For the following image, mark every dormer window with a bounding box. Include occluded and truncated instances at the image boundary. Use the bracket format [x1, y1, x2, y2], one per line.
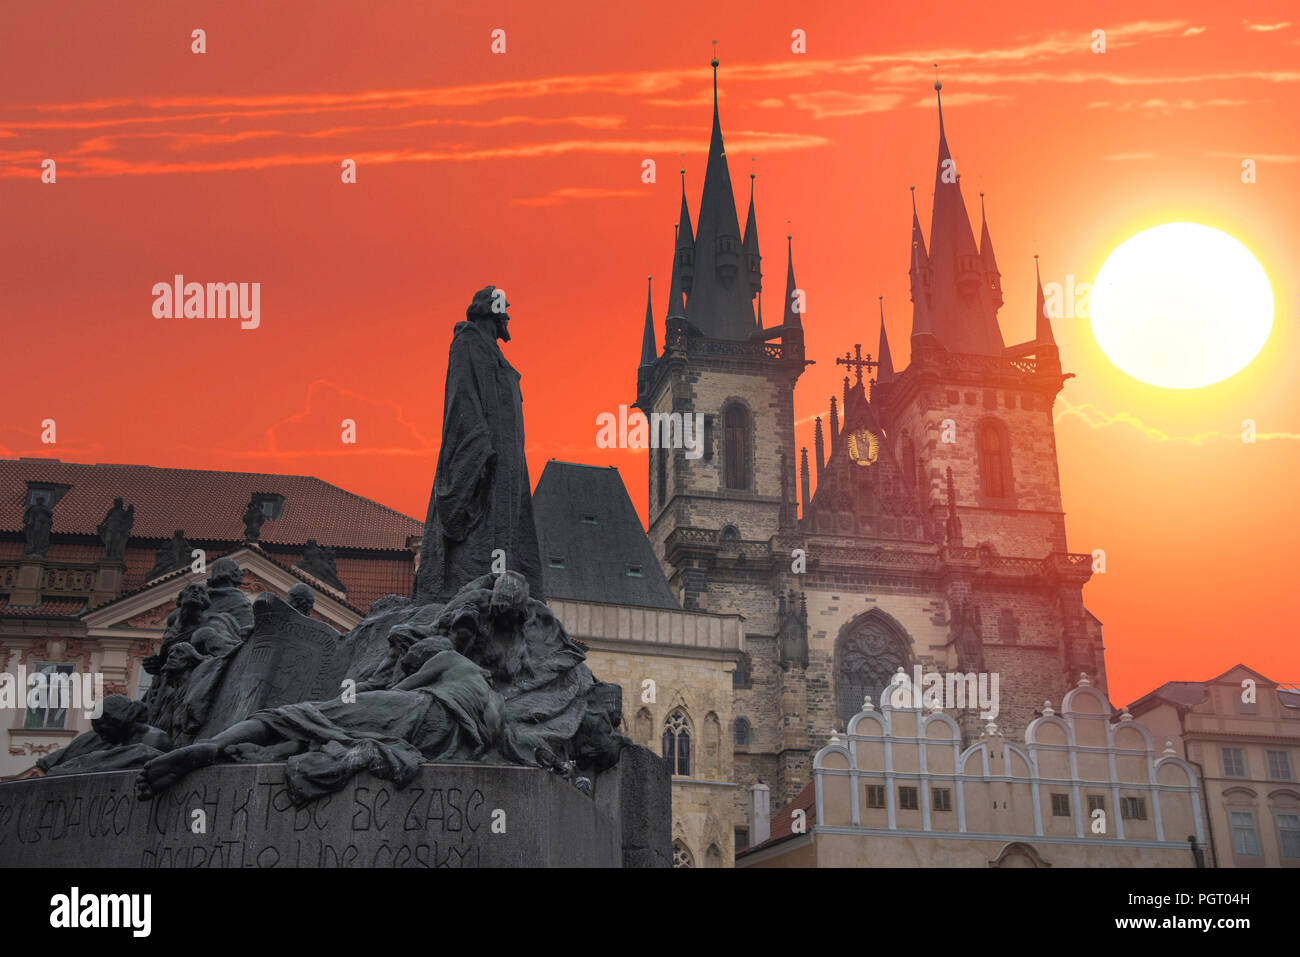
[24, 483, 71, 509]
[252, 492, 286, 521]
[625, 563, 644, 577]
[582, 514, 598, 525]
[548, 555, 565, 569]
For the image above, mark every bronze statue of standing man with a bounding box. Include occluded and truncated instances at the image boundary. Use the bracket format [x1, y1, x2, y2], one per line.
[413, 286, 543, 604]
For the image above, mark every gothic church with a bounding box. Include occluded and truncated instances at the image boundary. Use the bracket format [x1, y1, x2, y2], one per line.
[633, 61, 1105, 833]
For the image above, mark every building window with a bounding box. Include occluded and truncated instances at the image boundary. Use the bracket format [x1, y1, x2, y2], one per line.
[625, 563, 643, 577]
[732, 653, 750, 689]
[836, 613, 910, 729]
[1230, 810, 1261, 856]
[252, 492, 286, 521]
[672, 841, 694, 868]
[977, 420, 1011, 499]
[734, 828, 749, 853]
[866, 785, 886, 809]
[1120, 796, 1147, 821]
[1278, 813, 1300, 859]
[547, 555, 564, 569]
[1051, 793, 1071, 817]
[581, 514, 598, 525]
[898, 786, 919, 810]
[733, 716, 750, 747]
[1222, 747, 1247, 778]
[23, 662, 75, 730]
[703, 416, 714, 461]
[1266, 750, 1293, 781]
[998, 609, 1019, 645]
[24, 483, 71, 509]
[662, 709, 691, 776]
[136, 667, 155, 700]
[1087, 795, 1105, 815]
[720, 524, 740, 544]
[933, 788, 952, 812]
[656, 447, 668, 507]
[723, 404, 751, 490]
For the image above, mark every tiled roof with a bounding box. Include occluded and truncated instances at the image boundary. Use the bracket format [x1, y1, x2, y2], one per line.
[1129, 680, 1209, 713]
[740, 780, 817, 855]
[533, 461, 679, 610]
[0, 597, 86, 618]
[2, 458, 421, 550]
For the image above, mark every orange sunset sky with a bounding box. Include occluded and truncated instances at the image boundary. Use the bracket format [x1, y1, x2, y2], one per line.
[1, 2, 1297, 705]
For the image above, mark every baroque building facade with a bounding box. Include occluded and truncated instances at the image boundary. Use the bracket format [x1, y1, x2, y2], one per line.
[634, 63, 1105, 852]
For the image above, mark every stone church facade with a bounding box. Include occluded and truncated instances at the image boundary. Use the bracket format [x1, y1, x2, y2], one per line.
[635, 63, 1104, 849]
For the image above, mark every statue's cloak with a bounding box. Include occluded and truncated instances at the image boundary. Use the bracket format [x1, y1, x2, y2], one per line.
[413, 319, 543, 603]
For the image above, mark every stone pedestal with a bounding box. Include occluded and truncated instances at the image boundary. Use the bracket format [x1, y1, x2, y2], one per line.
[0, 762, 621, 868]
[594, 744, 672, 868]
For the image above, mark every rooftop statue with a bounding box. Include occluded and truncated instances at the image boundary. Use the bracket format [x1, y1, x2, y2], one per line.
[97, 497, 134, 561]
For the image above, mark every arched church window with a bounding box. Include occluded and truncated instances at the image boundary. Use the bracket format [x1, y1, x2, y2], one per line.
[901, 433, 916, 489]
[662, 708, 691, 776]
[720, 524, 739, 543]
[734, 716, 751, 747]
[673, 841, 694, 868]
[978, 420, 1012, 499]
[724, 404, 750, 490]
[836, 615, 910, 729]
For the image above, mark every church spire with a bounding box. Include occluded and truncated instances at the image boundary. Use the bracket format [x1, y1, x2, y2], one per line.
[782, 232, 801, 328]
[667, 169, 693, 320]
[876, 296, 894, 384]
[920, 73, 1005, 355]
[1035, 255, 1055, 345]
[683, 52, 755, 340]
[640, 276, 657, 367]
[979, 192, 1003, 312]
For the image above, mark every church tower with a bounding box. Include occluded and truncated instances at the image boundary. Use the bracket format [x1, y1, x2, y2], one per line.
[635, 57, 807, 616]
[634, 69, 1104, 830]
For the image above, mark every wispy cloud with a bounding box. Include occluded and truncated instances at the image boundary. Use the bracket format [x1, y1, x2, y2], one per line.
[5, 18, 1285, 180]
[1055, 400, 1300, 444]
[1101, 152, 1159, 161]
[1206, 150, 1300, 163]
[513, 186, 648, 207]
[787, 91, 905, 119]
[1244, 20, 1292, 32]
[1091, 97, 1253, 112]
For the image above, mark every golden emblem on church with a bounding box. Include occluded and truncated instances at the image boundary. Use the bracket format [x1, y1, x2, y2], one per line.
[846, 428, 880, 467]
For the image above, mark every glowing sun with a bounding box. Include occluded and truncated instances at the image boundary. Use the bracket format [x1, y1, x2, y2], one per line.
[1089, 222, 1273, 389]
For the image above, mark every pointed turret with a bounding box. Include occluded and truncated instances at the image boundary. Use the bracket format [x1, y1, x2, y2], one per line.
[743, 172, 762, 311]
[781, 234, 801, 328]
[979, 193, 1003, 312]
[799, 447, 810, 516]
[667, 171, 693, 320]
[919, 79, 1005, 355]
[875, 297, 894, 385]
[1035, 256, 1055, 345]
[640, 276, 657, 367]
[908, 186, 934, 340]
[814, 416, 825, 484]
[684, 56, 756, 340]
